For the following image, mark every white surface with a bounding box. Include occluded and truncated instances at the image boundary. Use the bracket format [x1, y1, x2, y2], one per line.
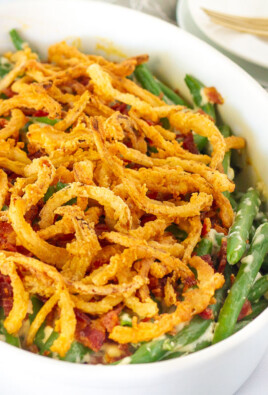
[188, 0, 268, 68]
[0, 0, 268, 394]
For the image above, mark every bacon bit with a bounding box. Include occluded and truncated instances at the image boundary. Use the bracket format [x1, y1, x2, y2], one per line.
[147, 191, 158, 200]
[182, 131, 199, 154]
[100, 305, 122, 333]
[201, 218, 211, 236]
[140, 214, 157, 227]
[200, 254, 214, 269]
[204, 87, 224, 105]
[78, 76, 90, 86]
[125, 162, 143, 170]
[218, 238, 227, 273]
[75, 310, 106, 352]
[238, 299, 252, 321]
[149, 277, 164, 298]
[230, 274, 235, 285]
[50, 233, 74, 248]
[145, 137, 153, 145]
[16, 246, 33, 257]
[141, 317, 151, 323]
[95, 223, 111, 247]
[2, 296, 13, 316]
[20, 107, 38, 116]
[94, 223, 110, 236]
[27, 344, 39, 354]
[25, 205, 39, 224]
[110, 102, 129, 115]
[79, 323, 106, 352]
[0, 119, 8, 128]
[184, 275, 197, 288]
[124, 141, 132, 148]
[0, 273, 13, 316]
[91, 259, 107, 272]
[199, 307, 214, 320]
[2, 87, 16, 98]
[0, 222, 17, 251]
[28, 150, 45, 161]
[144, 119, 157, 126]
[33, 110, 49, 117]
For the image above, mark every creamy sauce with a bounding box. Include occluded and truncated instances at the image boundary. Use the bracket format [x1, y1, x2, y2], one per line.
[254, 234, 264, 245]
[200, 87, 209, 107]
[117, 356, 131, 365]
[0, 334, 6, 342]
[227, 166, 234, 181]
[174, 323, 215, 353]
[43, 326, 53, 343]
[242, 254, 254, 265]
[206, 229, 223, 255]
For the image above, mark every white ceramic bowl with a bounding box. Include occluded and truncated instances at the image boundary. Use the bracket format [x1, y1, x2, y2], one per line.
[0, 1, 268, 394]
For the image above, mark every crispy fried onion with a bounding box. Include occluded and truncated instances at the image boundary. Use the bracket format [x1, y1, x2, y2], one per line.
[0, 41, 240, 358]
[8, 158, 70, 267]
[0, 251, 75, 356]
[39, 182, 132, 231]
[109, 256, 224, 343]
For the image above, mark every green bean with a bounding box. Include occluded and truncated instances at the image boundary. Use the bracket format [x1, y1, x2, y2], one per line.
[0, 66, 9, 78]
[40, 330, 59, 355]
[9, 29, 25, 51]
[134, 63, 187, 105]
[31, 116, 59, 126]
[184, 74, 216, 121]
[44, 182, 68, 202]
[195, 238, 212, 256]
[0, 307, 21, 348]
[248, 274, 268, 302]
[134, 66, 210, 153]
[213, 222, 268, 343]
[193, 134, 208, 152]
[219, 125, 231, 174]
[262, 255, 268, 273]
[122, 316, 212, 364]
[227, 188, 261, 265]
[119, 312, 132, 327]
[60, 341, 92, 362]
[0, 93, 8, 100]
[156, 80, 187, 106]
[28, 296, 47, 350]
[217, 125, 238, 210]
[134, 64, 163, 97]
[40, 330, 92, 362]
[162, 339, 211, 361]
[0, 58, 12, 78]
[165, 223, 187, 242]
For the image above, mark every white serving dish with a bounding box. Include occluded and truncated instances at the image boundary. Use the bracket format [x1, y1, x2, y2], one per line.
[0, 1, 267, 394]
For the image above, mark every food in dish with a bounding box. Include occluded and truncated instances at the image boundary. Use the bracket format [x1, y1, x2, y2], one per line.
[0, 29, 267, 364]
